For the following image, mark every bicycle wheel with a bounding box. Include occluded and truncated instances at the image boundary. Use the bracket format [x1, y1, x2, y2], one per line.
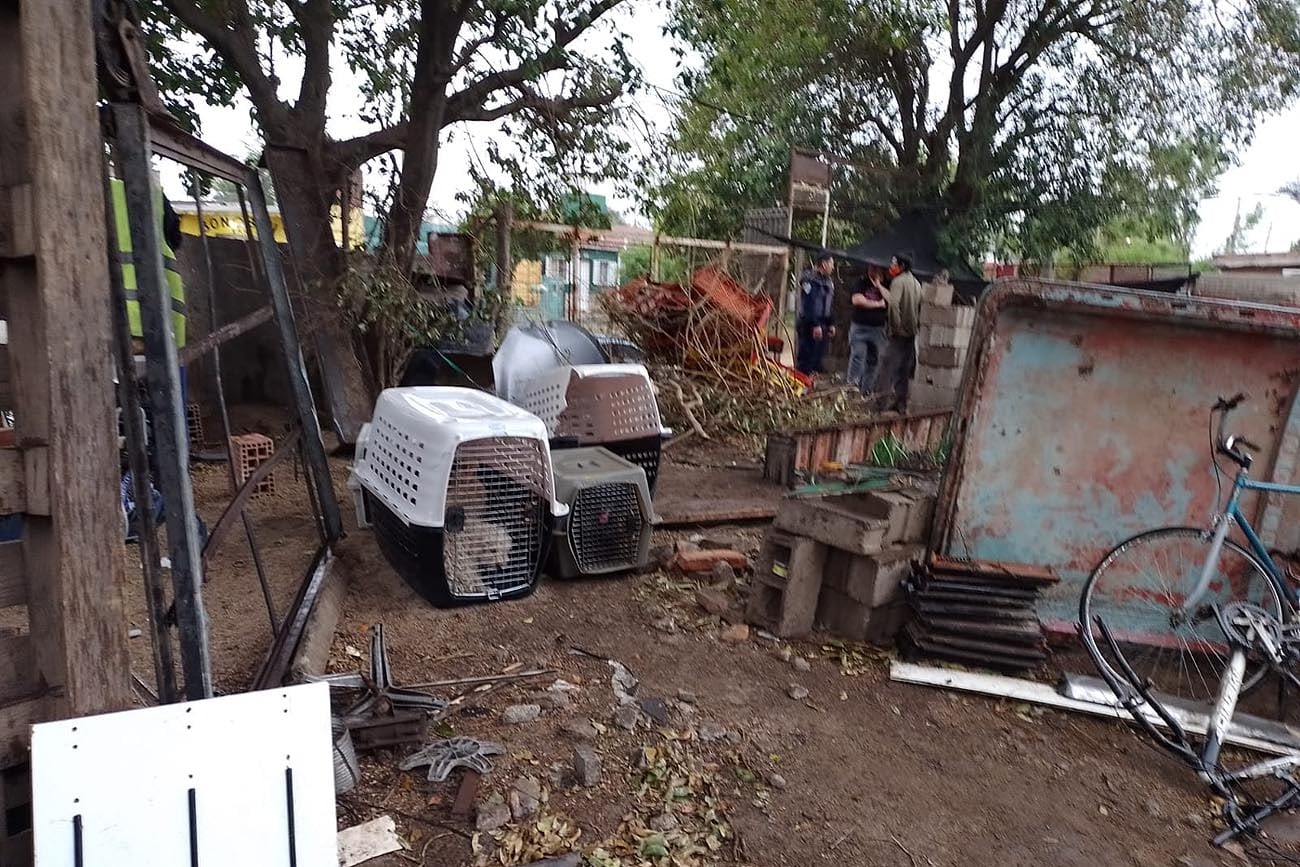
[1080, 526, 1283, 709]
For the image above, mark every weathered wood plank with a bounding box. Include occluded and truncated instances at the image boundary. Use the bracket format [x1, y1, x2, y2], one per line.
[0, 695, 42, 768]
[0, 182, 33, 259]
[0, 345, 11, 408]
[0, 634, 34, 703]
[0, 541, 26, 608]
[0, 0, 131, 725]
[0, 829, 31, 867]
[0, 449, 22, 514]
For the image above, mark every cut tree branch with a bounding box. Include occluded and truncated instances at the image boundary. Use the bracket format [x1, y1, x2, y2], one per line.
[161, 0, 291, 133]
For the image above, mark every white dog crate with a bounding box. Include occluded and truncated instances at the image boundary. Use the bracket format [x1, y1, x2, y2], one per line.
[352, 387, 566, 606]
[548, 447, 655, 579]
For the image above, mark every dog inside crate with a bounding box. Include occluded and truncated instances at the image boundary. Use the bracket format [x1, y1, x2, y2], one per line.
[441, 439, 548, 598]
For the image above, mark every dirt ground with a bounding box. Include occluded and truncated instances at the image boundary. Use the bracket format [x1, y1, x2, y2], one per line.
[127, 423, 1285, 865]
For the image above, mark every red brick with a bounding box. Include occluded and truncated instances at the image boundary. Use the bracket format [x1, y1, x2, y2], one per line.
[671, 548, 749, 574]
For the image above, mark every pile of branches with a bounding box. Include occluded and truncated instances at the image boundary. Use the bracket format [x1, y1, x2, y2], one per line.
[654, 366, 872, 445]
[599, 266, 800, 399]
[602, 265, 870, 442]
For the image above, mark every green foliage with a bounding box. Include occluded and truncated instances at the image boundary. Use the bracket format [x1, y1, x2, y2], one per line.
[1220, 203, 1266, 255]
[647, 0, 1300, 262]
[869, 434, 910, 469]
[619, 245, 688, 284]
[138, 0, 637, 258]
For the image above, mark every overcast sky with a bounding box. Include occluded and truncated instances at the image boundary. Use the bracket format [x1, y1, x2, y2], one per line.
[183, 1, 1300, 260]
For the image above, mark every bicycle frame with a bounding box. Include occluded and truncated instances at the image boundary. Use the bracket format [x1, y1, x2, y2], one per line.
[1184, 469, 1300, 617]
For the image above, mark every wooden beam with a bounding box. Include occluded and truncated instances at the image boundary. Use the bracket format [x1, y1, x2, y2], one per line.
[0, 182, 33, 259]
[0, 695, 42, 768]
[514, 220, 788, 257]
[0, 0, 132, 727]
[0, 449, 22, 513]
[0, 541, 26, 608]
[0, 634, 34, 703]
[178, 304, 272, 365]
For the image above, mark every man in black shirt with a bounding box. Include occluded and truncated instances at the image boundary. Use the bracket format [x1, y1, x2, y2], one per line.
[847, 265, 889, 396]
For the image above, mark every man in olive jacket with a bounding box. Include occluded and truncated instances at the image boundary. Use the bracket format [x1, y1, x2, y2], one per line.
[874, 252, 922, 410]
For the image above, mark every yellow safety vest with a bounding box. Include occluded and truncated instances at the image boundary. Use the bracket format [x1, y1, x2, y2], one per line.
[110, 178, 186, 348]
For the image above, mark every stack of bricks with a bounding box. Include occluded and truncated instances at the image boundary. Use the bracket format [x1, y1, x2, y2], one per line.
[186, 403, 205, 449]
[229, 433, 276, 496]
[911, 278, 975, 411]
[746, 487, 935, 645]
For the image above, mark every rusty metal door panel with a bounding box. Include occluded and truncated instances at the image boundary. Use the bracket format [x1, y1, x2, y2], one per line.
[932, 280, 1300, 628]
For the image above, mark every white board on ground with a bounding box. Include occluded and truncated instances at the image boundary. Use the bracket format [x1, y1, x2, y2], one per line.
[338, 815, 404, 866]
[889, 660, 1300, 757]
[32, 682, 336, 866]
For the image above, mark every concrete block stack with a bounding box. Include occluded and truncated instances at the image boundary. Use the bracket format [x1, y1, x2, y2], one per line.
[911, 299, 975, 412]
[748, 487, 935, 645]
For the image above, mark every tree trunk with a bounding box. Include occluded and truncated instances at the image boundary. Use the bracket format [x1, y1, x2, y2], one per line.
[263, 144, 345, 294]
[385, 91, 449, 270]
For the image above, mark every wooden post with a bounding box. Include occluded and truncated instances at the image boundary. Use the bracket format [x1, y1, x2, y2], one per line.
[0, 0, 132, 767]
[494, 201, 513, 297]
[650, 234, 661, 282]
[569, 233, 582, 319]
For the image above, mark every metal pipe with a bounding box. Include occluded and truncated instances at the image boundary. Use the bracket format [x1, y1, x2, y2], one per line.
[111, 102, 213, 701]
[192, 182, 280, 635]
[101, 149, 179, 704]
[244, 171, 343, 542]
[253, 545, 333, 690]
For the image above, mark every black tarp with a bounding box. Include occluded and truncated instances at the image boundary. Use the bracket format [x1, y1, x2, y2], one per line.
[747, 209, 989, 300]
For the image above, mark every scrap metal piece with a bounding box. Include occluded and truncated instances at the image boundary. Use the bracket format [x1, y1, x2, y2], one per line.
[345, 712, 425, 751]
[400, 737, 505, 782]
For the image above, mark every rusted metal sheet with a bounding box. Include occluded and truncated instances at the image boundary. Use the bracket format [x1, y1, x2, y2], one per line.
[764, 410, 951, 486]
[932, 279, 1300, 631]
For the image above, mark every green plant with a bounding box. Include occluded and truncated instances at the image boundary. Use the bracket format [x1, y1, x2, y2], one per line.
[869, 434, 909, 469]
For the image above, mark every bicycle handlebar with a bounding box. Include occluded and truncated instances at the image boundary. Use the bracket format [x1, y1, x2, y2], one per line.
[1214, 394, 1255, 469]
[1214, 393, 1247, 413]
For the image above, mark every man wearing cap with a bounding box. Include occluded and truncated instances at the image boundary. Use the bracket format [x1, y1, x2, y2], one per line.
[874, 252, 922, 410]
[795, 251, 837, 377]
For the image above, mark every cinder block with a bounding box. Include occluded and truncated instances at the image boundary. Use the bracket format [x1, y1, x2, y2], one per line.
[774, 495, 888, 555]
[921, 303, 964, 327]
[909, 382, 957, 411]
[864, 600, 911, 646]
[823, 545, 920, 606]
[816, 590, 911, 645]
[748, 530, 826, 638]
[922, 325, 960, 347]
[902, 493, 935, 543]
[916, 364, 963, 391]
[923, 280, 954, 306]
[856, 490, 913, 544]
[919, 344, 965, 368]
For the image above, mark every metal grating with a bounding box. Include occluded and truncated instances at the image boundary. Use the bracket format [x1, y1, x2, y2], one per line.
[367, 414, 428, 509]
[605, 436, 662, 492]
[443, 437, 548, 599]
[517, 371, 570, 433]
[569, 482, 644, 573]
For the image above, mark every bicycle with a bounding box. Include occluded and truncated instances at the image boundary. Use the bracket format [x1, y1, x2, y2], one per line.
[1080, 394, 1300, 845]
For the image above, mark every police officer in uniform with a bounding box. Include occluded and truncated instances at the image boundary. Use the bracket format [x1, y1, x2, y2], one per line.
[795, 251, 837, 377]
